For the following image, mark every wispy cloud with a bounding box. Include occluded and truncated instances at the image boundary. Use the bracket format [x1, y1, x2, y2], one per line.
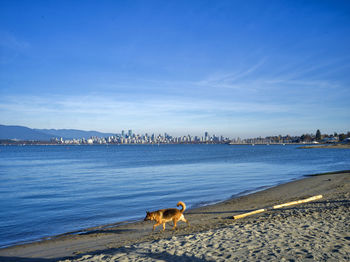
[190, 55, 350, 103]
[195, 59, 266, 89]
[0, 93, 304, 136]
[0, 87, 348, 136]
[0, 94, 291, 117]
[0, 32, 29, 49]
[0, 31, 29, 64]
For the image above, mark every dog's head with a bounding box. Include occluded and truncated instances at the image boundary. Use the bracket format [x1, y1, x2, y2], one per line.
[144, 211, 155, 221]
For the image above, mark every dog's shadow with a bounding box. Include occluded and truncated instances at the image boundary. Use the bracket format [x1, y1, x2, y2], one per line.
[188, 209, 255, 216]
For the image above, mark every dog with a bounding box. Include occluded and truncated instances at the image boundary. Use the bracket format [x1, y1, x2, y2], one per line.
[144, 201, 189, 231]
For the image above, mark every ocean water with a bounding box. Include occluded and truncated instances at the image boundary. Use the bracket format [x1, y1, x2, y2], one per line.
[0, 144, 349, 248]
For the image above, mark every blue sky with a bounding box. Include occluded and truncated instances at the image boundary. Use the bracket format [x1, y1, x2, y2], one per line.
[1, 0, 350, 138]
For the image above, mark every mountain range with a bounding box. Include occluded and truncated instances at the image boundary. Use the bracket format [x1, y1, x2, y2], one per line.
[0, 124, 116, 141]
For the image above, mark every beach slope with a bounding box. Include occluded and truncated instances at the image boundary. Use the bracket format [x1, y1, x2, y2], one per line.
[0, 171, 349, 261]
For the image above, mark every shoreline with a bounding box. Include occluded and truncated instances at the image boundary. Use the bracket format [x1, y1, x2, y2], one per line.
[0, 184, 273, 250]
[0, 174, 303, 249]
[0, 170, 349, 261]
[0, 172, 299, 250]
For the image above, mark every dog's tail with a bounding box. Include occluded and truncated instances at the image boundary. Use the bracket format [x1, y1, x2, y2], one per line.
[177, 201, 186, 213]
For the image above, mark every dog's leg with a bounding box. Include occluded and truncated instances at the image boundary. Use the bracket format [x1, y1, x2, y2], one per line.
[162, 223, 166, 231]
[153, 222, 161, 231]
[172, 219, 178, 230]
[180, 215, 190, 227]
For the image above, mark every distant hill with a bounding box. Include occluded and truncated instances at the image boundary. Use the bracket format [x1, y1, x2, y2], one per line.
[0, 125, 117, 141]
[35, 129, 116, 139]
[0, 125, 55, 141]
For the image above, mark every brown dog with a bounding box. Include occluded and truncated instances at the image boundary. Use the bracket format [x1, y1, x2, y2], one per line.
[144, 201, 189, 231]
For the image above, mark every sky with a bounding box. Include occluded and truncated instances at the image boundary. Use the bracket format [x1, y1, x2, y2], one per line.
[1, 0, 350, 138]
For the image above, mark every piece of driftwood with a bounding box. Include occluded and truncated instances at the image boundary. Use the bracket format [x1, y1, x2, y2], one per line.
[272, 195, 323, 209]
[233, 209, 266, 220]
[232, 194, 323, 220]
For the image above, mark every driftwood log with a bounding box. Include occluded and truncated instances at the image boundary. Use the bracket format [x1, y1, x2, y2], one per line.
[272, 195, 323, 209]
[233, 209, 266, 220]
[232, 195, 323, 220]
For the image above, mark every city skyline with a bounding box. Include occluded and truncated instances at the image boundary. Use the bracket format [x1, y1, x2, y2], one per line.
[2, 123, 348, 144]
[1, 1, 350, 137]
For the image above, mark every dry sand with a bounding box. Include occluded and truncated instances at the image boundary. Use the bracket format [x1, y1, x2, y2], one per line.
[0, 172, 349, 261]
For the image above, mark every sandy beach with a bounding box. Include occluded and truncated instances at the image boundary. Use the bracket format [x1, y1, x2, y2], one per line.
[0, 171, 349, 261]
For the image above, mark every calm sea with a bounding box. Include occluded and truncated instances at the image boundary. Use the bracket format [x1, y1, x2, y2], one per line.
[0, 144, 349, 248]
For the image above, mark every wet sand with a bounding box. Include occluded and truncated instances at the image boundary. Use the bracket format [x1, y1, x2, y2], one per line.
[0, 171, 349, 261]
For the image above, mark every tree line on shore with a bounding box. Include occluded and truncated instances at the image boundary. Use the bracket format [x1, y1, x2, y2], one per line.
[302, 129, 350, 142]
